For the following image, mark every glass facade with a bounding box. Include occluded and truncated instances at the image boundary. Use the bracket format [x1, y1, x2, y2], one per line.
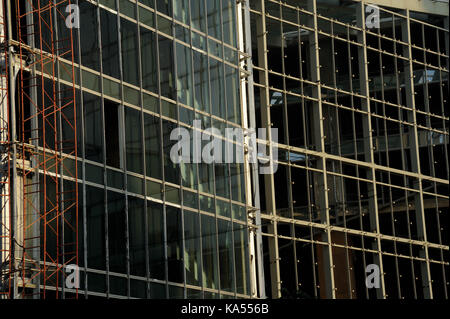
[3, 0, 448, 300]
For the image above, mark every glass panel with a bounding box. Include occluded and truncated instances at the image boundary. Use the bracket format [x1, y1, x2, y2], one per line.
[193, 50, 210, 113]
[129, 196, 146, 276]
[121, 18, 139, 86]
[141, 29, 158, 93]
[176, 43, 193, 107]
[184, 211, 201, 286]
[207, 0, 221, 41]
[139, 6, 154, 27]
[147, 180, 162, 200]
[162, 119, 180, 184]
[128, 174, 144, 195]
[159, 36, 176, 99]
[130, 279, 147, 298]
[166, 206, 183, 283]
[226, 65, 240, 124]
[156, 0, 172, 16]
[108, 191, 127, 274]
[109, 276, 127, 296]
[120, 0, 136, 19]
[86, 185, 106, 270]
[173, 0, 189, 24]
[222, 0, 236, 46]
[210, 58, 225, 118]
[148, 201, 165, 280]
[104, 100, 122, 168]
[234, 223, 249, 295]
[125, 107, 143, 174]
[201, 214, 218, 289]
[80, 2, 100, 71]
[218, 219, 234, 292]
[83, 92, 103, 163]
[190, 0, 205, 32]
[144, 113, 162, 179]
[138, 0, 153, 9]
[100, 9, 120, 79]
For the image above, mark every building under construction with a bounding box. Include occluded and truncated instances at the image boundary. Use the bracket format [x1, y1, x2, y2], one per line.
[0, 0, 448, 299]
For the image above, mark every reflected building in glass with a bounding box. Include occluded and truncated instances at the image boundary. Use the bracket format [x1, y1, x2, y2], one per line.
[1, 0, 448, 299]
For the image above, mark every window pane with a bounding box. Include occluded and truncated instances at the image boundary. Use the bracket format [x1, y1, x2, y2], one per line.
[125, 107, 143, 174]
[207, 0, 221, 41]
[144, 113, 162, 179]
[176, 43, 193, 107]
[141, 28, 158, 93]
[222, 0, 237, 46]
[173, 0, 189, 24]
[162, 119, 180, 184]
[80, 2, 100, 71]
[156, 0, 172, 16]
[210, 58, 225, 118]
[108, 191, 127, 274]
[234, 223, 249, 295]
[226, 65, 240, 124]
[121, 18, 139, 86]
[190, 0, 205, 32]
[129, 196, 146, 276]
[193, 51, 210, 112]
[86, 185, 105, 270]
[218, 219, 234, 292]
[83, 92, 103, 163]
[159, 36, 176, 99]
[166, 206, 183, 283]
[148, 201, 165, 280]
[101, 9, 120, 79]
[184, 211, 201, 286]
[104, 100, 122, 168]
[202, 214, 218, 289]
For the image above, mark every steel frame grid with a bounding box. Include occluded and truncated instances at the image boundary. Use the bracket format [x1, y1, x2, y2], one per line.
[248, 0, 449, 299]
[14, 0, 79, 299]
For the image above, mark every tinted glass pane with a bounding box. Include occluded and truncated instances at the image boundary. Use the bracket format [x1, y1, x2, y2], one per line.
[86, 185, 105, 270]
[176, 43, 193, 107]
[226, 65, 240, 124]
[141, 28, 158, 93]
[148, 201, 165, 280]
[173, 0, 189, 24]
[207, 0, 221, 41]
[144, 113, 162, 179]
[121, 18, 139, 86]
[156, 0, 172, 15]
[104, 100, 121, 168]
[190, 0, 205, 32]
[162, 119, 179, 184]
[108, 191, 127, 273]
[129, 197, 146, 276]
[184, 211, 201, 286]
[193, 51, 210, 112]
[83, 92, 103, 163]
[222, 0, 237, 46]
[79, 2, 100, 71]
[210, 58, 225, 118]
[234, 223, 250, 295]
[159, 36, 175, 99]
[166, 207, 183, 283]
[202, 214, 218, 289]
[125, 107, 143, 174]
[101, 9, 120, 79]
[218, 219, 234, 292]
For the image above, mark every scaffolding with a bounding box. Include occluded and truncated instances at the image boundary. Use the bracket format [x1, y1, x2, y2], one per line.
[0, 0, 79, 299]
[0, 0, 11, 299]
